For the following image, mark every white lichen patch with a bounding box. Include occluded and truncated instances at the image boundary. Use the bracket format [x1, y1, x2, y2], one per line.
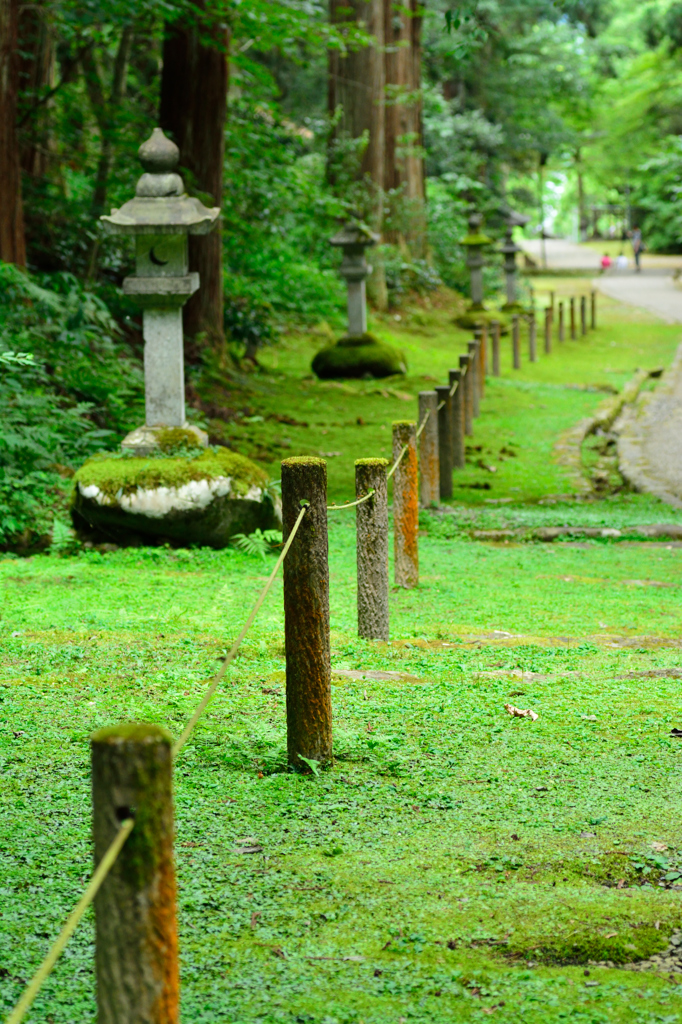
[79, 476, 265, 518]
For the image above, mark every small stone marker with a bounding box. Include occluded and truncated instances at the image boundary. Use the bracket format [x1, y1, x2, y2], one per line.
[580, 295, 587, 336]
[101, 127, 219, 454]
[281, 457, 332, 769]
[558, 301, 565, 342]
[570, 296, 576, 340]
[91, 723, 179, 1024]
[544, 306, 552, 354]
[329, 218, 379, 336]
[418, 391, 439, 508]
[591, 290, 597, 329]
[512, 315, 521, 370]
[468, 340, 480, 416]
[355, 458, 389, 640]
[392, 421, 419, 588]
[491, 319, 501, 376]
[435, 386, 453, 499]
[528, 313, 537, 362]
[460, 353, 473, 436]
[449, 369, 465, 469]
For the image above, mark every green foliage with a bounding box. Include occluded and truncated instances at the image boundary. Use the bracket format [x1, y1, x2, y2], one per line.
[230, 528, 283, 559]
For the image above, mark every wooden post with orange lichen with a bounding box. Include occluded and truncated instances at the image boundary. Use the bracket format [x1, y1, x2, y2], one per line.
[91, 723, 179, 1024]
[417, 391, 439, 508]
[281, 456, 332, 769]
[356, 458, 389, 640]
[392, 421, 418, 588]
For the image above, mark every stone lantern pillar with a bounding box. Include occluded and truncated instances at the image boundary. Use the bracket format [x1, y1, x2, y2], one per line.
[330, 219, 380, 337]
[500, 210, 530, 312]
[101, 127, 220, 453]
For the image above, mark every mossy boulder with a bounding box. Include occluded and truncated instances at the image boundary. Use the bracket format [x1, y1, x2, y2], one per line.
[71, 448, 281, 548]
[312, 332, 406, 380]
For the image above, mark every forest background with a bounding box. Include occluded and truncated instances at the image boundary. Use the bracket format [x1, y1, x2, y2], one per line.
[2, 0, 682, 549]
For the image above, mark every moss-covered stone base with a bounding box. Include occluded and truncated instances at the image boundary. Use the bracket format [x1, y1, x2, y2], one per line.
[454, 309, 510, 334]
[71, 448, 281, 548]
[312, 332, 406, 380]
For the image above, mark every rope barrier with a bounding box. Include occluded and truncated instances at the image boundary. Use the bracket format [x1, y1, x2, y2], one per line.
[5, 817, 134, 1024]
[5, 505, 310, 1024]
[415, 408, 430, 439]
[172, 503, 307, 758]
[387, 445, 408, 480]
[327, 489, 375, 511]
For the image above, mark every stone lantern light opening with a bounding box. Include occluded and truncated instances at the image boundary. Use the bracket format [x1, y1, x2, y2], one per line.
[101, 127, 220, 455]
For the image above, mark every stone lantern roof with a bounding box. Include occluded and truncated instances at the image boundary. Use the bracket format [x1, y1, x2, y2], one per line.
[329, 218, 380, 250]
[101, 128, 220, 236]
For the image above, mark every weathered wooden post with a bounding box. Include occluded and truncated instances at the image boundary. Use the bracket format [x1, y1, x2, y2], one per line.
[468, 339, 480, 415]
[356, 458, 389, 640]
[449, 369, 465, 469]
[435, 386, 453, 499]
[460, 353, 473, 436]
[528, 313, 537, 362]
[479, 323, 487, 395]
[512, 315, 520, 370]
[281, 457, 332, 768]
[591, 290, 597, 329]
[491, 319, 501, 376]
[580, 295, 587, 336]
[544, 306, 552, 354]
[392, 421, 419, 588]
[91, 723, 179, 1024]
[550, 289, 556, 313]
[417, 391, 439, 508]
[570, 297, 576, 340]
[558, 300, 565, 342]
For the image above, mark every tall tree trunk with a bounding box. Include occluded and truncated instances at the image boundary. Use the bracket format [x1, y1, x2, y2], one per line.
[384, 0, 425, 257]
[328, 0, 387, 309]
[17, 0, 54, 179]
[0, 0, 26, 265]
[160, 9, 228, 354]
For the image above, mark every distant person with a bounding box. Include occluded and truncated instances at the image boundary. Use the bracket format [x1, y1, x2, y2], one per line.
[631, 226, 643, 272]
[616, 252, 629, 270]
[601, 252, 612, 271]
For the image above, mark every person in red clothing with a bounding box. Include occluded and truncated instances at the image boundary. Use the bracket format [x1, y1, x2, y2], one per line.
[601, 252, 612, 271]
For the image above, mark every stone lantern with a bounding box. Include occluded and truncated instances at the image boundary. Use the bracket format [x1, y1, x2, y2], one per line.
[330, 218, 380, 337]
[500, 210, 530, 312]
[101, 127, 220, 453]
[460, 211, 492, 316]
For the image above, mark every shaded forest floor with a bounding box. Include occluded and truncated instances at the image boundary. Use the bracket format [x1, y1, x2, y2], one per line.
[2, 277, 682, 1023]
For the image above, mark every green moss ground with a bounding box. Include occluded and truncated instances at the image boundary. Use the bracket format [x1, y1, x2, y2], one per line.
[2, 278, 682, 1023]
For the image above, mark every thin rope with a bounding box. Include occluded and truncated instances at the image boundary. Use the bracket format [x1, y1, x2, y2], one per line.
[437, 400, 445, 411]
[172, 504, 307, 758]
[387, 444, 408, 480]
[327, 489, 375, 511]
[415, 408, 430, 439]
[4, 818, 134, 1024]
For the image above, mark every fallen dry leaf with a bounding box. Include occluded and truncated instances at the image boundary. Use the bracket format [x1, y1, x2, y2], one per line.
[505, 703, 539, 721]
[652, 842, 669, 852]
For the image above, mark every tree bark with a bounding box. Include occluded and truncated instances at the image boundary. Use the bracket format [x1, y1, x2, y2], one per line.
[160, 9, 228, 352]
[0, 0, 26, 265]
[383, 0, 425, 256]
[17, 0, 54, 179]
[329, 0, 387, 309]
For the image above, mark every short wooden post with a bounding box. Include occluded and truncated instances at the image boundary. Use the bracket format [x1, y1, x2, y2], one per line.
[460, 353, 473, 436]
[591, 290, 597, 329]
[491, 319, 501, 376]
[570, 297, 576, 340]
[449, 369, 465, 469]
[528, 313, 537, 362]
[417, 391, 439, 508]
[468, 340, 480, 415]
[550, 289, 555, 313]
[544, 307, 552, 354]
[356, 458, 389, 640]
[512, 315, 520, 369]
[91, 723, 179, 1024]
[281, 457, 332, 768]
[435, 386, 452, 499]
[392, 421, 418, 588]
[558, 301, 565, 342]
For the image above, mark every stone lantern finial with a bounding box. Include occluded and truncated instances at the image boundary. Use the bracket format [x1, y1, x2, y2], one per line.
[100, 127, 221, 454]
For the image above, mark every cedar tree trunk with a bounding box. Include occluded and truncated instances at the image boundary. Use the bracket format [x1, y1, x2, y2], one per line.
[160, 11, 228, 353]
[0, 0, 26, 265]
